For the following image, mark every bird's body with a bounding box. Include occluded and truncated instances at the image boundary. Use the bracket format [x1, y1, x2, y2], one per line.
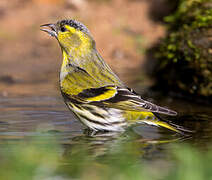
[41, 19, 184, 134]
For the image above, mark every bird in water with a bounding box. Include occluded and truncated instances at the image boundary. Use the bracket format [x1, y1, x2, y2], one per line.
[40, 19, 187, 134]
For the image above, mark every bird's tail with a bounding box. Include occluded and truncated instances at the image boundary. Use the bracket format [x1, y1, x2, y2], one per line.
[140, 118, 193, 135]
[126, 111, 193, 135]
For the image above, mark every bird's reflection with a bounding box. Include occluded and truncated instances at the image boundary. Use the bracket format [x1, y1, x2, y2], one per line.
[62, 125, 189, 159]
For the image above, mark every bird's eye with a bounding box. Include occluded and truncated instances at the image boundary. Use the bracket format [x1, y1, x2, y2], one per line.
[61, 26, 67, 32]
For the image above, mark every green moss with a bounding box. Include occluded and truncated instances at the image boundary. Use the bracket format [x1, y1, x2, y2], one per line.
[154, 0, 212, 98]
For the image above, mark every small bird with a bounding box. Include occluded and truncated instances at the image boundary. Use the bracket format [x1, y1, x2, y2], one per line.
[40, 19, 184, 133]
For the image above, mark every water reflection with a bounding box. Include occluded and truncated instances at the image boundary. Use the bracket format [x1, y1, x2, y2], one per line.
[62, 127, 189, 159]
[0, 96, 211, 154]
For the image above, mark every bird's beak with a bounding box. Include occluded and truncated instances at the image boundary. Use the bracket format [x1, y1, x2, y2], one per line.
[40, 23, 57, 37]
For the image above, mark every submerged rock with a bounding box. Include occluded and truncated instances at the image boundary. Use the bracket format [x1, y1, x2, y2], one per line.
[153, 0, 212, 98]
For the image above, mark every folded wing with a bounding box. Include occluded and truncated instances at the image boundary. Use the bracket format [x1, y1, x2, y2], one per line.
[71, 85, 177, 116]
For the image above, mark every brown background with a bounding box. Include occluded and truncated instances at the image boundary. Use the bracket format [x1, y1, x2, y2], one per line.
[0, 0, 166, 97]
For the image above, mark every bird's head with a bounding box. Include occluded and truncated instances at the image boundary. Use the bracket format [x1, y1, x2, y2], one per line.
[40, 19, 95, 56]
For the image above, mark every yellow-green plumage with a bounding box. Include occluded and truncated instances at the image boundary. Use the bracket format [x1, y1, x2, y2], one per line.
[40, 19, 185, 134]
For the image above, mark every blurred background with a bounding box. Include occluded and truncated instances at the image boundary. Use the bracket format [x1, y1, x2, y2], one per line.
[0, 0, 171, 97]
[1, 0, 211, 100]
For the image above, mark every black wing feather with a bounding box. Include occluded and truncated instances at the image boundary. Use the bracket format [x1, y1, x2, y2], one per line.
[105, 87, 177, 116]
[71, 85, 177, 116]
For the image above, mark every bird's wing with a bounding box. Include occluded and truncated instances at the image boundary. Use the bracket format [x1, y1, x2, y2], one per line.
[72, 85, 177, 116]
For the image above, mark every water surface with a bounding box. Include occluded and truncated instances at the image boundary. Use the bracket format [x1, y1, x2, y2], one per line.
[0, 95, 211, 153]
